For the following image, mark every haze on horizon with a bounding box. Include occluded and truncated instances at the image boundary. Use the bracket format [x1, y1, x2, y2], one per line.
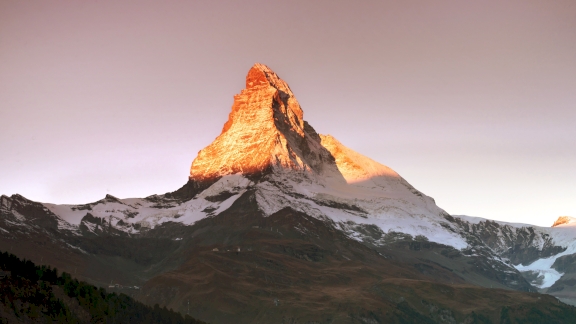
[1, 0, 575, 227]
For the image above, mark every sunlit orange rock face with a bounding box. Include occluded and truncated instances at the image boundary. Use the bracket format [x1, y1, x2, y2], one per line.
[552, 216, 576, 227]
[320, 134, 401, 183]
[190, 63, 337, 182]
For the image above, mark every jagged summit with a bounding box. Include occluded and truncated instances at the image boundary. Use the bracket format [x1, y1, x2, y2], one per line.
[244, 63, 294, 96]
[189, 63, 340, 182]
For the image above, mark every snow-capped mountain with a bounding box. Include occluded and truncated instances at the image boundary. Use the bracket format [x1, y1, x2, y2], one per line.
[3, 63, 466, 248]
[2, 63, 576, 321]
[0, 63, 536, 277]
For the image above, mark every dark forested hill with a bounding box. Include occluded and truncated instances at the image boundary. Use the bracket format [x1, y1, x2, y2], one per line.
[0, 251, 206, 324]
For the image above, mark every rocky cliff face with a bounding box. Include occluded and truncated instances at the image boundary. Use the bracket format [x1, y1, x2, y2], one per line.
[189, 63, 340, 183]
[448, 217, 566, 266]
[0, 194, 69, 235]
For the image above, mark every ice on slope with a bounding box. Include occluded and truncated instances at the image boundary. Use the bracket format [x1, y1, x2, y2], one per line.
[515, 257, 564, 289]
[515, 226, 576, 288]
[455, 215, 576, 288]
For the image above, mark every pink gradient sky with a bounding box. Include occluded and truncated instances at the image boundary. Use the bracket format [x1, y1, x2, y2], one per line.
[1, 0, 575, 226]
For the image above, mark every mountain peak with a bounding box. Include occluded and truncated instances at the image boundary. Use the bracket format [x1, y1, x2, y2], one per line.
[245, 63, 293, 95]
[189, 64, 338, 182]
[552, 216, 576, 227]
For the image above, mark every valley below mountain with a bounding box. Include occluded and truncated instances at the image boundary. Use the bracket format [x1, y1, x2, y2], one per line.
[2, 63, 576, 323]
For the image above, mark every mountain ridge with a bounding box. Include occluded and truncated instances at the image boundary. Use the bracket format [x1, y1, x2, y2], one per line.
[2, 63, 576, 322]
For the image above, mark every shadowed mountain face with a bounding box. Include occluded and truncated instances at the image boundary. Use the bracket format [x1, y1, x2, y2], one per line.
[137, 191, 546, 323]
[2, 64, 576, 323]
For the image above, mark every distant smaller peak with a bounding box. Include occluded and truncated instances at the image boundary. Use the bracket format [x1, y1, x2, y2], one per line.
[552, 216, 576, 227]
[104, 194, 121, 203]
[10, 194, 30, 202]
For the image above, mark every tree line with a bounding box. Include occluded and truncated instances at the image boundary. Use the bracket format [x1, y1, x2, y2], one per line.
[0, 250, 206, 323]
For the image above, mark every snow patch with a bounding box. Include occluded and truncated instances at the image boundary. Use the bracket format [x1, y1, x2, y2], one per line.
[66, 243, 88, 254]
[510, 228, 576, 288]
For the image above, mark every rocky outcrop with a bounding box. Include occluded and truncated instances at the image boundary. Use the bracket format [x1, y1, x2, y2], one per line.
[447, 216, 566, 266]
[552, 253, 576, 273]
[0, 194, 60, 231]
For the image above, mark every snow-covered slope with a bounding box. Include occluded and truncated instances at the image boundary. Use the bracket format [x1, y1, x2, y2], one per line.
[36, 166, 464, 249]
[4, 63, 467, 251]
[39, 175, 252, 234]
[508, 224, 576, 289]
[453, 214, 576, 290]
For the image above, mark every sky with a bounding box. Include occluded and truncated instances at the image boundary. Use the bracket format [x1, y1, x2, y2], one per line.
[1, 0, 575, 227]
